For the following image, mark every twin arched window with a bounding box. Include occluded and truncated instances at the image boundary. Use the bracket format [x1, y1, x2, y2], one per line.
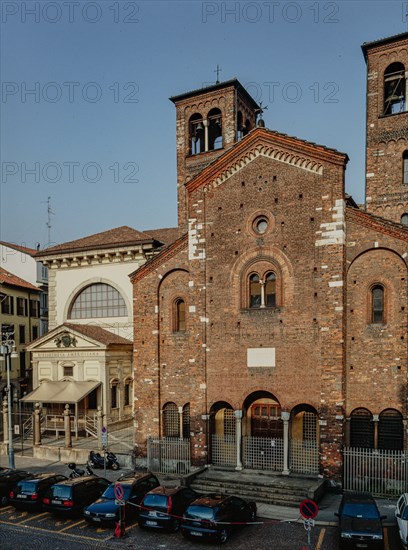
[162, 402, 190, 438]
[249, 272, 276, 308]
[189, 109, 223, 155]
[384, 62, 406, 115]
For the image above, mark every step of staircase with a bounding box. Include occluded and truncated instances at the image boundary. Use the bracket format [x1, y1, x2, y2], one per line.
[189, 468, 326, 508]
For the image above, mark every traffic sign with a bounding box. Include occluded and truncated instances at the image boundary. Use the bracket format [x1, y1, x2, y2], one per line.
[299, 499, 318, 520]
[114, 483, 125, 501]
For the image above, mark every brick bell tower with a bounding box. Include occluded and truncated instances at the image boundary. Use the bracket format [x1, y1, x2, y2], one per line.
[170, 78, 260, 230]
[362, 32, 408, 224]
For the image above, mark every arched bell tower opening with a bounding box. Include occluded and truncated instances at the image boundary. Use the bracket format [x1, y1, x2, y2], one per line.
[170, 78, 259, 230]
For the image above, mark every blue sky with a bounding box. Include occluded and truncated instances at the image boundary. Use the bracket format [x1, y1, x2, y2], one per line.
[1, 1, 407, 248]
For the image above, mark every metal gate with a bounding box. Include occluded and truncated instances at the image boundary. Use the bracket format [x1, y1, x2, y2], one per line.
[243, 436, 284, 471]
[147, 437, 191, 475]
[290, 439, 319, 475]
[344, 447, 408, 497]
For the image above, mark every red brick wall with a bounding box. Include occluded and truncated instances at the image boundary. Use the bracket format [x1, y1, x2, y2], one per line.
[365, 37, 408, 222]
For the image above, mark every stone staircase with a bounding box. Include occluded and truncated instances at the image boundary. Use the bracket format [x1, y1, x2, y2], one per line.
[188, 468, 327, 507]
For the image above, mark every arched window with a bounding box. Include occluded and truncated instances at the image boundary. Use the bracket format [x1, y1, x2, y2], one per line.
[173, 298, 186, 332]
[372, 285, 384, 324]
[249, 274, 261, 308]
[378, 409, 403, 450]
[69, 283, 127, 319]
[403, 151, 408, 184]
[401, 213, 408, 226]
[163, 402, 179, 437]
[182, 403, 190, 438]
[384, 62, 406, 115]
[189, 113, 204, 155]
[111, 382, 118, 409]
[208, 108, 222, 150]
[350, 408, 374, 448]
[265, 272, 276, 307]
[249, 272, 277, 308]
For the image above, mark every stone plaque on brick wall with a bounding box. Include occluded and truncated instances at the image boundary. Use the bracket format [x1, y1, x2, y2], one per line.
[247, 348, 275, 368]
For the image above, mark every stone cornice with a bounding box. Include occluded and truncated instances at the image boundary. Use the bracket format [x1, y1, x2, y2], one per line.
[129, 234, 188, 284]
[186, 127, 348, 194]
[346, 207, 408, 242]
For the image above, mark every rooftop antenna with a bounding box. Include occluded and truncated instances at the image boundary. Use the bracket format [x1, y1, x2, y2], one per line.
[41, 196, 54, 246]
[214, 64, 222, 84]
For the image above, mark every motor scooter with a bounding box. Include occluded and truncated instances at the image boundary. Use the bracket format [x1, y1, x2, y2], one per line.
[87, 450, 120, 470]
[68, 462, 94, 478]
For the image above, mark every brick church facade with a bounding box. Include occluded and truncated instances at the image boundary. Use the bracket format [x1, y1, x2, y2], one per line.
[130, 33, 408, 480]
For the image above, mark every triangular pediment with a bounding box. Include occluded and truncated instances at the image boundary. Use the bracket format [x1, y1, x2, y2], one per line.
[186, 127, 348, 194]
[27, 324, 109, 352]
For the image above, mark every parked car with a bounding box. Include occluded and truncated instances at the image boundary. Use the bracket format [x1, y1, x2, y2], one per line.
[83, 471, 160, 526]
[139, 485, 199, 532]
[335, 491, 385, 549]
[181, 493, 257, 544]
[395, 493, 408, 549]
[9, 473, 67, 511]
[42, 475, 110, 516]
[0, 469, 34, 506]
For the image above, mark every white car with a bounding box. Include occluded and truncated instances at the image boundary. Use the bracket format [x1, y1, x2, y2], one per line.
[396, 493, 408, 549]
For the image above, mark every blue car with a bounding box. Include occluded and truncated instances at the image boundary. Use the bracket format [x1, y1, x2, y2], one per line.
[83, 471, 159, 526]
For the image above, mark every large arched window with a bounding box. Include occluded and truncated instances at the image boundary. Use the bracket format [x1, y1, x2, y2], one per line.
[384, 62, 406, 115]
[249, 274, 261, 308]
[69, 283, 127, 319]
[372, 285, 384, 324]
[378, 409, 403, 450]
[265, 272, 276, 307]
[350, 408, 374, 448]
[163, 402, 179, 437]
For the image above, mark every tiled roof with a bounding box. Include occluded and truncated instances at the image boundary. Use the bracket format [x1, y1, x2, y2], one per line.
[36, 226, 154, 257]
[143, 227, 180, 246]
[0, 241, 38, 256]
[0, 267, 39, 291]
[63, 323, 133, 346]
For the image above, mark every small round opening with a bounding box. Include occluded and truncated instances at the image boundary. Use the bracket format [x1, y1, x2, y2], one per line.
[254, 217, 268, 234]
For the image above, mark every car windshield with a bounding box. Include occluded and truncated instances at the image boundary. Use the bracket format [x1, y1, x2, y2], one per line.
[102, 484, 131, 500]
[143, 494, 168, 510]
[51, 486, 71, 498]
[187, 505, 215, 520]
[19, 481, 37, 491]
[342, 503, 379, 519]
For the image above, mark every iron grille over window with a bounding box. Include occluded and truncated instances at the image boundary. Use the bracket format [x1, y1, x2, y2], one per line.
[350, 409, 374, 448]
[378, 409, 403, 450]
[163, 403, 179, 437]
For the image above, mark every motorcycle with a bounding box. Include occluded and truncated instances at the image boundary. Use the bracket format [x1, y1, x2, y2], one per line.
[68, 462, 94, 478]
[87, 450, 120, 470]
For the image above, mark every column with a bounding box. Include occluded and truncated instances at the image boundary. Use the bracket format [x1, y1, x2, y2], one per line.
[33, 402, 42, 447]
[234, 409, 243, 471]
[203, 119, 209, 152]
[178, 407, 183, 439]
[373, 414, 379, 449]
[97, 406, 103, 449]
[63, 404, 72, 448]
[281, 411, 290, 475]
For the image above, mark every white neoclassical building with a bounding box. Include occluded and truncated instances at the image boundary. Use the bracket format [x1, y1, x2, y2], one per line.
[24, 226, 178, 425]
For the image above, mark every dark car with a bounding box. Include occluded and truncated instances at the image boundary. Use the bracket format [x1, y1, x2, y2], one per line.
[83, 471, 160, 526]
[335, 492, 385, 549]
[139, 485, 199, 532]
[42, 475, 110, 516]
[181, 493, 257, 544]
[9, 473, 67, 511]
[0, 469, 34, 506]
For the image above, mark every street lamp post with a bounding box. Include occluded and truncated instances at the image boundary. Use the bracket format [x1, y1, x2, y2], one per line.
[0, 332, 18, 469]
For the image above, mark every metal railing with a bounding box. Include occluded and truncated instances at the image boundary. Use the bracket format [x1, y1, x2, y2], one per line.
[147, 437, 191, 475]
[343, 447, 408, 497]
[290, 439, 319, 475]
[211, 435, 236, 468]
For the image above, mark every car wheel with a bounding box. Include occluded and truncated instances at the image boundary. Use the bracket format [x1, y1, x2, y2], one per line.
[111, 462, 119, 470]
[250, 509, 256, 521]
[219, 528, 228, 544]
[181, 530, 192, 541]
[0, 496, 8, 506]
